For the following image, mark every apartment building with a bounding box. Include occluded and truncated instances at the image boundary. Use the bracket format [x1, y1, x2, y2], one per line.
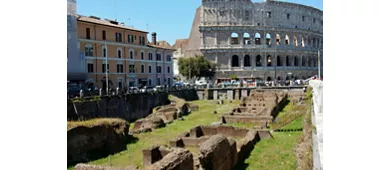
[77, 15, 174, 89]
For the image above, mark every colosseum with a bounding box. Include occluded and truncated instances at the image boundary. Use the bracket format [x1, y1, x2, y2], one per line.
[175, 0, 323, 82]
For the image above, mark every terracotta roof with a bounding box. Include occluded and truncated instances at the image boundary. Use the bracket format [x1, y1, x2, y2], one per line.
[147, 44, 175, 51]
[77, 15, 148, 33]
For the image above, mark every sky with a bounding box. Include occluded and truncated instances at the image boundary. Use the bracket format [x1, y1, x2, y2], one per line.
[77, 0, 323, 46]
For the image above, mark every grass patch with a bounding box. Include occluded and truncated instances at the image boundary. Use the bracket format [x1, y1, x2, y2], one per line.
[280, 115, 304, 130]
[86, 100, 239, 168]
[67, 118, 128, 131]
[72, 96, 101, 103]
[235, 132, 302, 170]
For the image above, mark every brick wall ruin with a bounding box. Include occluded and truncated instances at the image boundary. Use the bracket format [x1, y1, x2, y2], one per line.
[221, 89, 288, 128]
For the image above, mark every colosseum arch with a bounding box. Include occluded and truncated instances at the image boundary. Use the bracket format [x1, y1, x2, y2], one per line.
[301, 37, 305, 47]
[294, 56, 299, 66]
[277, 56, 281, 66]
[267, 55, 272, 67]
[232, 55, 239, 67]
[266, 33, 271, 46]
[255, 33, 261, 45]
[255, 55, 262, 67]
[276, 34, 281, 46]
[285, 35, 290, 45]
[266, 77, 272, 81]
[308, 57, 312, 67]
[313, 56, 317, 67]
[277, 76, 281, 81]
[244, 55, 251, 67]
[243, 33, 250, 45]
[302, 56, 307, 67]
[286, 56, 290, 66]
[231, 33, 239, 45]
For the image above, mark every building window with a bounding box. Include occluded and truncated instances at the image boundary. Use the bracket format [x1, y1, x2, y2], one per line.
[313, 18, 316, 23]
[245, 11, 250, 21]
[117, 64, 123, 73]
[167, 66, 170, 73]
[102, 30, 106, 40]
[156, 66, 162, 73]
[141, 65, 145, 73]
[166, 55, 171, 62]
[103, 48, 106, 57]
[156, 54, 162, 61]
[117, 49, 122, 58]
[157, 78, 161, 85]
[115, 32, 122, 42]
[84, 46, 93, 56]
[129, 51, 133, 59]
[135, 51, 138, 58]
[118, 79, 123, 89]
[87, 63, 94, 73]
[141, 36, 145, 45]
[302, 16, 305, 22]
[129, 65, 135, 73]
[149, 79, 152, 86]
[102, 64, 109, 73]
[141, 52, 144, 60]
[134, 35, 137, 41]
[287, 13, 290, 19]
[148, 65, 152, 73]
[267, 12, 271, 18]
[148, 53, 153, 60]
[128, 34, 134, 43]
[86, 28, 90, 39]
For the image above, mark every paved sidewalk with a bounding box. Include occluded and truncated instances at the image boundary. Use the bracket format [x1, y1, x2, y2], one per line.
[310, 80, 323, 170]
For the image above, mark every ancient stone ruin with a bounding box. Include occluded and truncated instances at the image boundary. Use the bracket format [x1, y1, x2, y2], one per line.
[67, 119, 130, 166]
[142, 146, 194, 170]
[131, 96, 199, 134]
[221, 90, 288, 128]
[166, 125, 272, 169]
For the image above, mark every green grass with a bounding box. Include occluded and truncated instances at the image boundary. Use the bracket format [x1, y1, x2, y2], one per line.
[280, 115, 304, 130]
[84, 99, 239, 168]
[236, 132, 302, 170]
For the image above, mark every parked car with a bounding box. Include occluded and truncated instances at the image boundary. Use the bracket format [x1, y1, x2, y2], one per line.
[128, 87, 139, 94]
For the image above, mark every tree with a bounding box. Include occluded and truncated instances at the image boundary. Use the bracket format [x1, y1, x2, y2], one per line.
[178, 55, 216, 79]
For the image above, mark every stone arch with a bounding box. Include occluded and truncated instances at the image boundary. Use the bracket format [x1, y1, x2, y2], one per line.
[276, 34, 281, 46]
[277, 76, 281, 81]
[255, 55, 262, 67]
[308, 57, 312, 67]
[243, 33, 250, 45]
[285, 35, 290, 45]
[255, 33, 261, 45]
[286, 56, 290, 66]
[294, 56, 299, 66]
[231, 33, 239, 45]
[244, 55, 251, 67]
[286, 76, 290, 81]
[266, 77, 272, 81]
[267, 55, 272, 67]
[266, 33, 271, 46]
[313, 56, 317, 67]
[232, 55, 239, 67]
[277, 56, 281, 66]
[302, 56, 307, 67]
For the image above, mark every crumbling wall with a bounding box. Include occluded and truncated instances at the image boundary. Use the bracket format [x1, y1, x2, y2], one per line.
[198, 135, 238, 170]
[67, 119, 130, 166]
[143, 147, 194, 170]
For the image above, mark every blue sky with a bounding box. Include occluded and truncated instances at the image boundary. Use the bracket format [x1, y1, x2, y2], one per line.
[77, 0, 323, 46]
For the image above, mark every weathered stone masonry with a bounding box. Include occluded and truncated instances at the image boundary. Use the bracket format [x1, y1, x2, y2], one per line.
[196, 0, 323, 80]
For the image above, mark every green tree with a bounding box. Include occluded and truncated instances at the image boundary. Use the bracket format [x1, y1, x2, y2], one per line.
[178, 55, 216, 79]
